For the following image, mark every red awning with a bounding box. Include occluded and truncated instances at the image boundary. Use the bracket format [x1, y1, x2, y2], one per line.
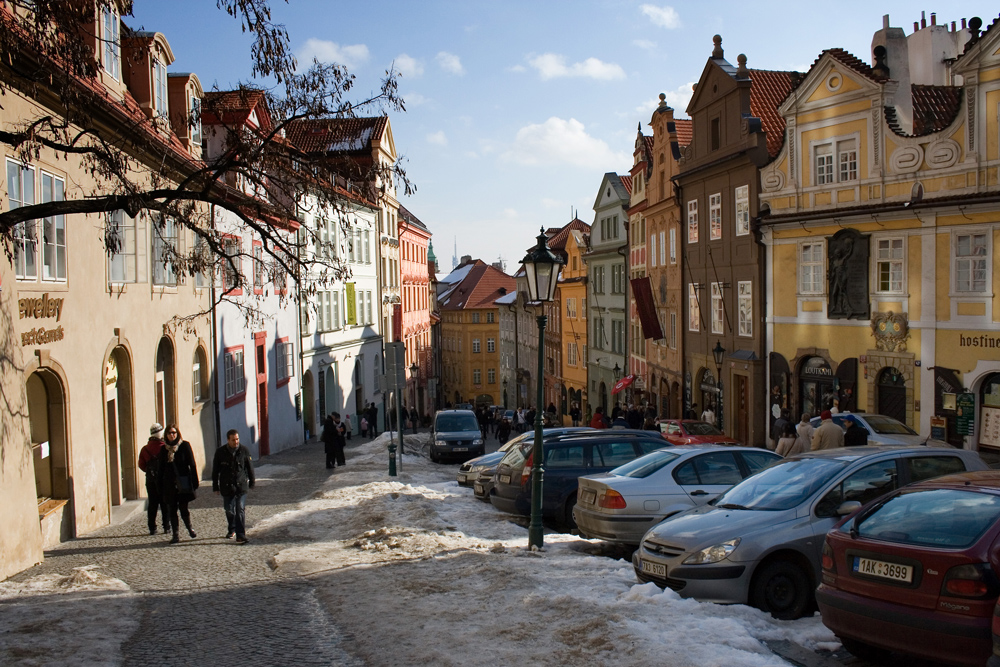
[612, 374, 636, 395]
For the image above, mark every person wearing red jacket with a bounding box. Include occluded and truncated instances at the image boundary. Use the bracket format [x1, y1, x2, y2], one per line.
[589, 407, 609, 429]
[137, 423, 169, 535]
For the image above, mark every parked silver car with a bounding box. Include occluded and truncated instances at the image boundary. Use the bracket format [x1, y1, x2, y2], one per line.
[575, 445, 781, 545]
[632, 446, 988, 619]
[808, 412, 947, 447]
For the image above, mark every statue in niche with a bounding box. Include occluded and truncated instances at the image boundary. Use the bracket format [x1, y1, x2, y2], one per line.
[826, 228, 870, 320]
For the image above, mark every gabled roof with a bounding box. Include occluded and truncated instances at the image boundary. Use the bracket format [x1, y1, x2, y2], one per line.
[620, 174, 633, 195]
[807, 48, 888, 85]
[547, 218, 591, 253]
[398, 204, 429, 232]
[748, 68, 801, 158]
[439, 260, 515, 311]
[202, 90, 271, 130]
[907, 84, 963, 136]
[285, 117, 389, 154]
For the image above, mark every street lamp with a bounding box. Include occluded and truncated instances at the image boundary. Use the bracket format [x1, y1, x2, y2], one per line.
[712, 341, 726, 430]
[502, 377, 508, 409]
[520, 227, 564, 550]
[410, 361, 419, 415]
[613, 362, 621, 381]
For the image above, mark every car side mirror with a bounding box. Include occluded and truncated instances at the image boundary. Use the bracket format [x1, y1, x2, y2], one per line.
[836, 500, 863, 516]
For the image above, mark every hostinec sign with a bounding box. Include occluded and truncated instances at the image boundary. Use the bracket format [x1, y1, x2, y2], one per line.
[18, 293, 65, 346]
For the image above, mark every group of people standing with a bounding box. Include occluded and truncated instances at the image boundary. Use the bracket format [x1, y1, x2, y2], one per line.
[137, 423, 255, 545]
[588, 403, 660, 431]
[771, 408, 868, 457]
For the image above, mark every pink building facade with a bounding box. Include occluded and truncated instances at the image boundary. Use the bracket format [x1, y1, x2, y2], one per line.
[399, 206, 432, 417]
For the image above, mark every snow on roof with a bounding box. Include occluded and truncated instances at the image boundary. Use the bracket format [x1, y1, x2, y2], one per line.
[494, 291, 517, 305]
[440, 263, 474, 285]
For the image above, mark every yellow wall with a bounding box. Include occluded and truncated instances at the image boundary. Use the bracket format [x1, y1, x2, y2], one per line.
[804, 68, 864, 103]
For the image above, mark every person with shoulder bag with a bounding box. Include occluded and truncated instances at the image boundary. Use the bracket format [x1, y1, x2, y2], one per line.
[157, 424, 199, 543]
[138, 423, 169, 535]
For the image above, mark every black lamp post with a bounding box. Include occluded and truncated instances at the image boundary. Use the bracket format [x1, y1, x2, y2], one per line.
[613, 362, 621, 381]
[712, 341, 726, 431]
[410, 361, 419, 414]
[502, 377, 508, 409]
[520, 227, 564, 550]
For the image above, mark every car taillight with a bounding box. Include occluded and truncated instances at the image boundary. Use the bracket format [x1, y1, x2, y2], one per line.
[821, 539, 836, 573]
[598, 489, 627, 509]
[521, 452, 533, 486]
[942, 563, 999, 599]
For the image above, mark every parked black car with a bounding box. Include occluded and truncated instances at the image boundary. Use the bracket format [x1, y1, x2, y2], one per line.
[467, 427, 593, 500]
[490, 430, 668, 527]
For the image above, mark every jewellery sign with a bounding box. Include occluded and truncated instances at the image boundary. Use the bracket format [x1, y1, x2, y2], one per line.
[18, 293, 65, 346]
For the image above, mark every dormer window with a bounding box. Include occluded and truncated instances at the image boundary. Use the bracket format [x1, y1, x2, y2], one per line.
[190, 95, 202, 144]
[153, 59, 168, 117]
[102, 7, 120, 80]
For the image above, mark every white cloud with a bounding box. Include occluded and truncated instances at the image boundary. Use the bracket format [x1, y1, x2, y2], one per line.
[427, 131, 448, 146]
[297, 39, 369, 69]
[509, 64, 527, 73]
[394, 54, 424, 78]
[503, 208, 518, 219]
[527, 53, 626, 81]
[633, 39, 657, 52]
[640, 4, 681, 29]
[402, 92, 429, 107]
[662, 81, 697, 112]
[503, 117, 628, 169]
[436, 52, 465, 75]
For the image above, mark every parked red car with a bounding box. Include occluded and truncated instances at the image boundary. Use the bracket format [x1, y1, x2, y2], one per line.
[658, 419, 743, 446]
[817, 470, 1000, 666]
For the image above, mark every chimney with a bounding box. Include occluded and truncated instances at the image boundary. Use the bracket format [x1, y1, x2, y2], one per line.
[921, 11, 926, 29]
[931, 13, 936, 26]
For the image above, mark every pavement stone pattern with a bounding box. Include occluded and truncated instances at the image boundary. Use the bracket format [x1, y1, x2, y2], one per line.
[8, 438, 364, 667]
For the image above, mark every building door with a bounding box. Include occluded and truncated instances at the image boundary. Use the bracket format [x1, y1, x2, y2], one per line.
[736, 375, 749, 445]
[877, 367, 906, 423]
[254, 333, 269, 456]
[155, 337, 175, 427]
[28, 368, 73, 543]
[105, 348, 136, 505]
[302, 370, 315, 439]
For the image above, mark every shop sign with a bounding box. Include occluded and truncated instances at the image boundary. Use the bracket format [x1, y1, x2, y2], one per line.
[956, 393, 976, 436]
[981, 408, 1000, 448]
[929, 416, 947, 441]
[18, 293, 66, 346]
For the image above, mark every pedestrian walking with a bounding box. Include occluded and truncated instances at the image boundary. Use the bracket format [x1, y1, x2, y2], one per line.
[157, 425, 199, 543]
[496, 418, 512, 445]
[570, 404, 581, 427]
[211, 429, 256, 543]
[137, 423, 169, 535]
[843, 417, 869, 447]
[322, 413, 347, 469]
[775, 421, 801, 457]
[367, 403, 379, 438]
[794, 413, 815, 453]
[410, 406, 420, 434]
[812, 411, 844, 450]
[360, 416, 369, 438]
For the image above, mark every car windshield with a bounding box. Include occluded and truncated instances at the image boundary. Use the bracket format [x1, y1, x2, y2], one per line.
[849, 488, 1000, 548]
[499, 431, 532, 452]
[714, 457, 849, 511]
[436, 414, 479, 431]
[685, 422, 723, 436]
[611, 450, 680, 478]
[863, 415, 917, 435]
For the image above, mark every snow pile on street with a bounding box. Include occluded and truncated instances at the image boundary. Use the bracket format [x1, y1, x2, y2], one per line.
[256, 432, 836, 666]
[0, 566, 136, 666]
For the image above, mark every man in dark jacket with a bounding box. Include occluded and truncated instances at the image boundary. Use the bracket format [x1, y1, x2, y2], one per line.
[367, 403, 379, 438]
[137, 423, 169, 535]
[212, 429, 256, 543]
[844, 417, 869, 447]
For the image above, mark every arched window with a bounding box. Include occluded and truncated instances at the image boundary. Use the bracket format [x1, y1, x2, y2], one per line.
[193, 345, 209, 403]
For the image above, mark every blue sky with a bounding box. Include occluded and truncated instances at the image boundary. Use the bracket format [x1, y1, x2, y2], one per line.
[131, 1, 997, 273]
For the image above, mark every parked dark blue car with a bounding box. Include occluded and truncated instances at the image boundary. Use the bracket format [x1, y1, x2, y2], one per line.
[490, 430, 668, 527]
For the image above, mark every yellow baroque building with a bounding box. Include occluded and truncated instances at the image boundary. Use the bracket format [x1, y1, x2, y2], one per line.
[760, 16, 1000, 459]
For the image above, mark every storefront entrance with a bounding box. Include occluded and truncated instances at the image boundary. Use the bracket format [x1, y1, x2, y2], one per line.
[799, 356, 836, 418]
[27, 366, 73, 545]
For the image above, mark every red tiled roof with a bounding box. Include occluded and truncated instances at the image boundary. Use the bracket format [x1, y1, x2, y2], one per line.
[809, 48, 888, 85]
[620, 174, 633, 195]
[441, 260, 516, 310]
[910, 85, 963, 136]
[202, 90, 269, 128]
[748, 69, 800, 158]
[285, 117, 388, 154]
[643, 135, 655, 155]
[674, 119, 693, 147]
[547, 218, 591, 252]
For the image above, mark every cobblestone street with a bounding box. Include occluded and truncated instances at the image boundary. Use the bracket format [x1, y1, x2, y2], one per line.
[4, 438, 364, 667]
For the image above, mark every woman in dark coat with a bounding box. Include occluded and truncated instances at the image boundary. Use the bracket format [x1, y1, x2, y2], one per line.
[157, 424, 199, 543]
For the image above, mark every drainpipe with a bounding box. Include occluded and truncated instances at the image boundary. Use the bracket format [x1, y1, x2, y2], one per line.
[210, 204, 222, 451]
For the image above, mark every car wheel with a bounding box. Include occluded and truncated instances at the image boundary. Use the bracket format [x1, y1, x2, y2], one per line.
[750, 560, 810, 620]
[430, 451, 439, 463]
[563, 493, 577, 531]
[839, 637, 889, 662]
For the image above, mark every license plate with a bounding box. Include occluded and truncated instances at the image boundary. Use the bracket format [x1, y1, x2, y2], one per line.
[580, 488, 597, 505]
[454, 447, 468, 452]
[500, 474, 511, 485]
[640, 560, 666, 577]
[457, 474, 466, 483]
[853, 557, 913, 583]
[474, 484, 484, 494]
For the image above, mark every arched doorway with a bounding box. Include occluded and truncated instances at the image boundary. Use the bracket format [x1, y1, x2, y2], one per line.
[877, 367, 906, 422]
[105, 347, 137, 505]
[27, 367, 73, 544]
[302, 369, 315, 439]
[798, 355, 835, 418]
[325, 364, 339, 416]
[155, 337, 176, 427]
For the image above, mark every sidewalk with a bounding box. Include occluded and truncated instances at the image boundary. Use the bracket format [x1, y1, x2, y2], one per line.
[1, 438, 367, 667]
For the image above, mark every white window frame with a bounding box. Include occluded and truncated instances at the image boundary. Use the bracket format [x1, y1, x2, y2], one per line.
[669, 311, 677, 349]
[650, 233, 656, 267]
[711, 282, 724, 334]
[567, 342, 577, 366]
[566, 298, 576, 318]
[709, 193, 722, 240]
[473, 338, 481, 353]
[152, 214, 178, 286]
[102, 7, 121, 80]
[688, 284, 700, 332]
[874, 236, 905, 294]
[153, 58, 168, 118]
[40, 172, 67, 282]
[277, 341, 295, 381]
[687, 200, 698, 243]
[798, 241, 825, 295]
[487, 368, 496, 384]
[812, 135, 859, 186]
[473, 368, 482, 384]
[190, 95, 202, 145]
[487, 338, 495, 353]
[108, 210, 137, 284]
[953, 231, 990, 294]
[8, 160, 37, 280]
[668, 228, 675, 264]
[738, 280, 752, 337]
[611, 320, 624, 354]
[735, 185, 750, 236]
[224, 348, 246, 400]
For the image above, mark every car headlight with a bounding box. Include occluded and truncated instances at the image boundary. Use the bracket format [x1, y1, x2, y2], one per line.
[682, 538, 741, 565]
[470, 465, 485, 473]
[473, 438, 484, 445]
[435, 440, 446, 447]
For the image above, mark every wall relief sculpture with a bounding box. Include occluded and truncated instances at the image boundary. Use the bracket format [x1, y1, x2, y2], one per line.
[870, 310, 910, 352]
[827, 228, 870, 320]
